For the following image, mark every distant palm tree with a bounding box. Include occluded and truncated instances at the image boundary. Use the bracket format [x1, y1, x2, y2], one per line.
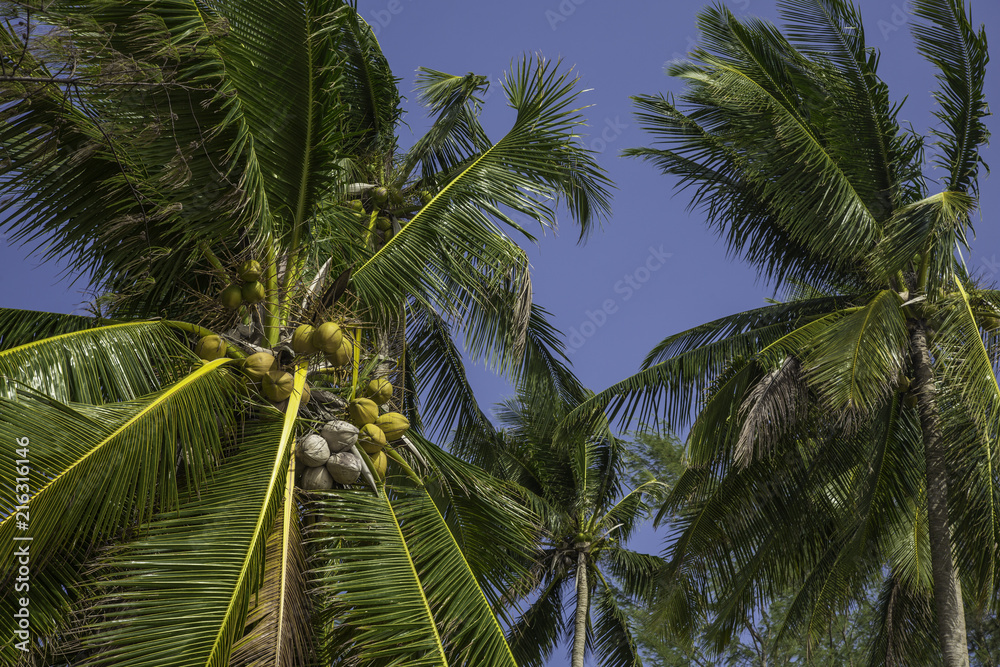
[573, 0, 993, 665]
[0, 1, 611, 664]
[491, 386, 664, 667]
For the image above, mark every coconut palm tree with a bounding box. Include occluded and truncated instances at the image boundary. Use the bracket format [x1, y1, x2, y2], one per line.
[569, 0, 993, 664]
[0, 1, 611, 664]
[484, 385, 664, 667]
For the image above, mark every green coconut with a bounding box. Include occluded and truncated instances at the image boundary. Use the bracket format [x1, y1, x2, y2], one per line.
[418, 190, 433, 205]
[347, 199, 364, 212]
[291, 324, 318, 354]
[348, 398, 379, 427]
[219, 284, 243, 310]
[359, 423, 387, 455]
[383, 228, 394, 242]
[238, 259, 262, 282]
[904, 393, 919, 409]
[371, 449, 388, 479]
[312, 322, 344, 354]
[371, 186, 389, 207]
[376, 215, 392, 231]
[243, 352, 277, 380]
[374, 412, 409, 441]
[263, 370, 294, 402]
[195, 335, 227, 361]
[898, 374, 911, 393]
[325, 338, 353, 367]
[364, 378, 393, 405]
[242, 280, 266, 304]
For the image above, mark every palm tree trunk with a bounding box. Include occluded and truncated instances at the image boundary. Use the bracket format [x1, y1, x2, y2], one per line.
[910, 322, 969, 667]
[572, 551, 589, 667]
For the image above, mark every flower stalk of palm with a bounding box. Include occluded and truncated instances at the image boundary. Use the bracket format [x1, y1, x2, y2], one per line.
[571, 0, 993, 664]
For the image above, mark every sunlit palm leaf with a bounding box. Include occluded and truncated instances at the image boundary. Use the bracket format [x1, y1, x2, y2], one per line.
[0, 316, 187, 404]
[0, 358, 237, 664]
[64, 366, 306, 667]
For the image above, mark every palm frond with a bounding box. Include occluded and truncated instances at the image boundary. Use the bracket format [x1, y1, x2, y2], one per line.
[351, 55, 611, 321]
[0, 317, 188, 404]
[400, 68, 492, 180]
[62, 406, 296, 667]
[911, 0, 990, 196]
[590, 584, 644, 667]
[307, 483, 519, 666]
[0, 358, 238, 664]
[801, 289, 908, 414]
[505, 574, 568, 667]
[230, 467, 314, 667]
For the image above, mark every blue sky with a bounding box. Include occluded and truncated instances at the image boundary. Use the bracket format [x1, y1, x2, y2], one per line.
[3, 1, 1000, 662]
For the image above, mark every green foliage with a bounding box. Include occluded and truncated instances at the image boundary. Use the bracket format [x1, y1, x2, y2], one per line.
[571, 0, 996, 663]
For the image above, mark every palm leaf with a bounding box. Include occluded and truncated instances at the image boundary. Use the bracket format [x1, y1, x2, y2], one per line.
[307, 483, 519, 666]
[0, 358, 237, 664]
[911, 0, 990, 195]
[61, 365, 307, 667]
[0, 316, 188, 404]
[230, 464, 314, 667]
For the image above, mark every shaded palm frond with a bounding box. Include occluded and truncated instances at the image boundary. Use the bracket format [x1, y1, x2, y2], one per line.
[307, 483, 519, 666]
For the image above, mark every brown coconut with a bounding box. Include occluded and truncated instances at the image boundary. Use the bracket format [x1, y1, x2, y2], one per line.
[321, 420, 359, 452]
[326, 451, 362, 485]
[301, 465, 334, 490]
[297, 433, 331, 467]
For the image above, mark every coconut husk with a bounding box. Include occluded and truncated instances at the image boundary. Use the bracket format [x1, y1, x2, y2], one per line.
[297, 433, 331, 467]
[321, 420, 359, 452]
[326, 451, 362, 485]
[302, 465, 333, 490]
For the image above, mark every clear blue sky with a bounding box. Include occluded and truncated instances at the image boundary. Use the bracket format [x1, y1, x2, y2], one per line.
[3, 1, 999, 663]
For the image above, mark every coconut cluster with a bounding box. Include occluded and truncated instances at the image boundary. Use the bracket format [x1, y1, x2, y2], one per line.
[346, 184, 434, 250]
[296, 420, 366, 489]
[295, 401, 410, 489]
[217, 259, 267, 311]
[291, 321, 354, 367]
[190, 313, 410, 486]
